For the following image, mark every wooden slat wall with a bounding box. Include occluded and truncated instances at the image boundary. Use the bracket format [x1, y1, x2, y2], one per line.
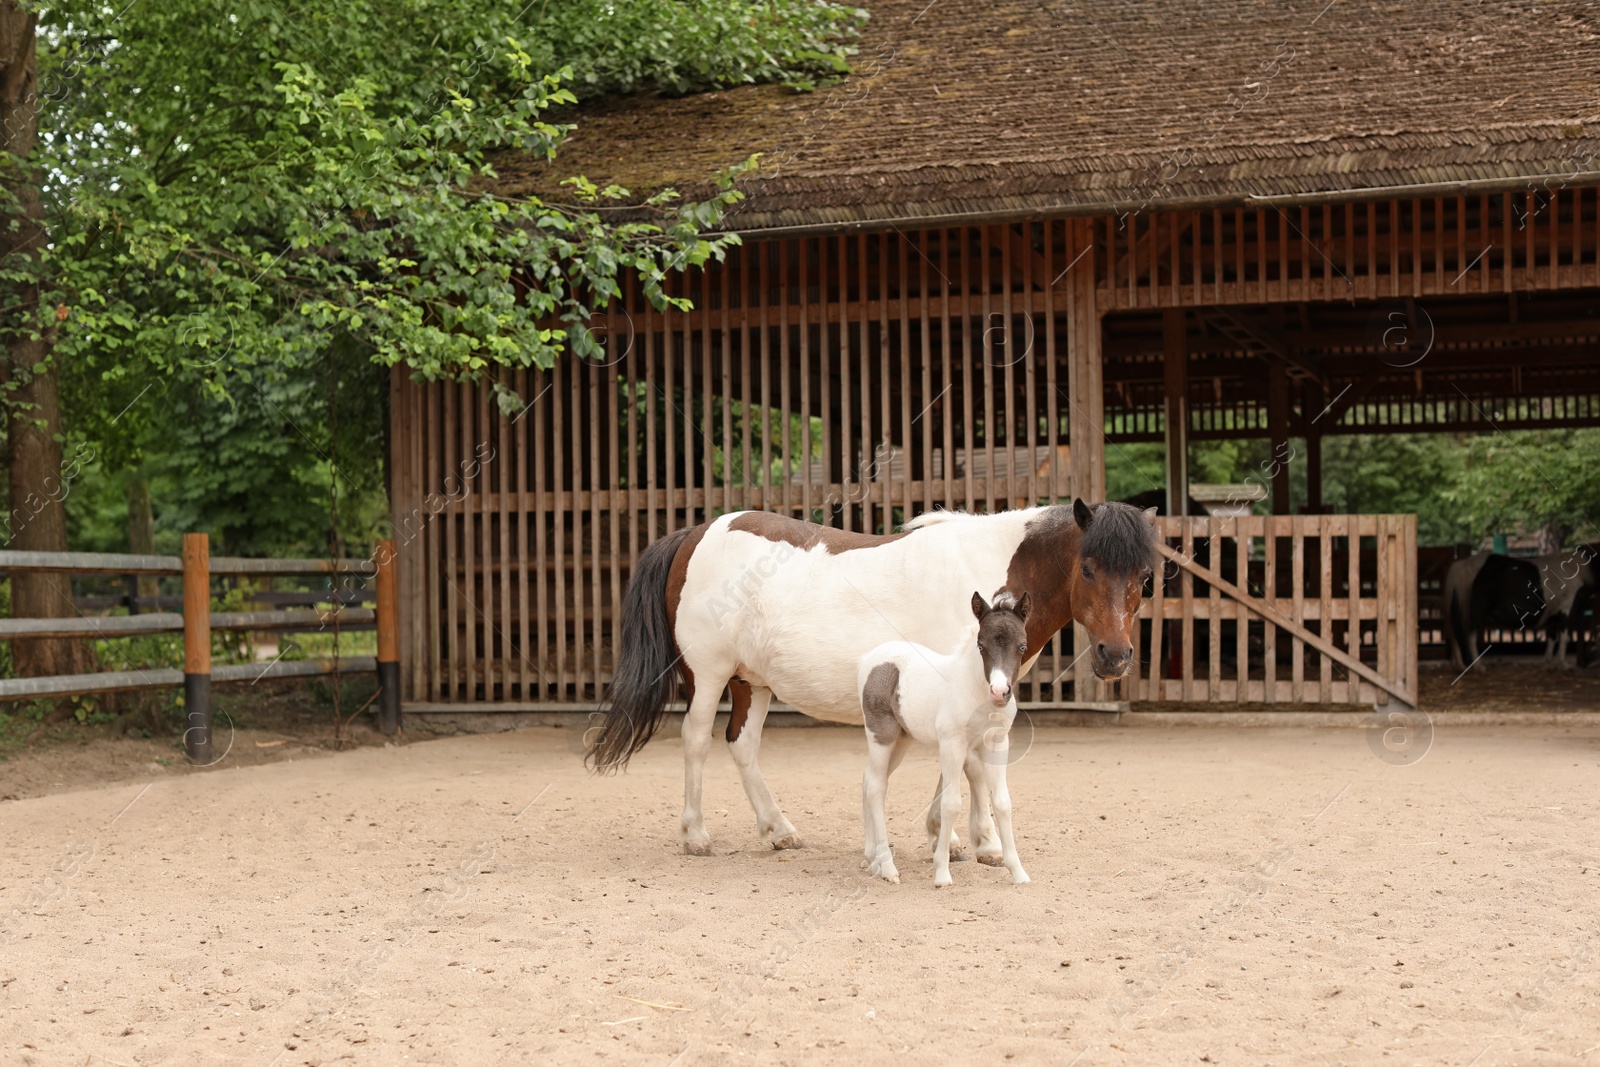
[1125, 514, 1418, 706]
[386, 204, 1452, 709]
[391, 224, 1102, 708]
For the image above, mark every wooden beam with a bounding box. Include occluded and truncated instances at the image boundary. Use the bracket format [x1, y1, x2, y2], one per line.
[1267, 359, 1291, 515]
[1214, 307, 1326, 385]
[1162, 308, 1189, 517]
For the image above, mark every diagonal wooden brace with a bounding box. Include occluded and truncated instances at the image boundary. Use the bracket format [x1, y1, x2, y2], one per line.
[1155, 541, 1416, 708]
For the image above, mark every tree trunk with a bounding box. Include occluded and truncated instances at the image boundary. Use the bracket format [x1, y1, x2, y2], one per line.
[2, 3, 97, 690]
[125, 471, 159, 599]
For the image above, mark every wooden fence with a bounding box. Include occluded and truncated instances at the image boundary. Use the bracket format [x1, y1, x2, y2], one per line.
[0, 536, 403, 759]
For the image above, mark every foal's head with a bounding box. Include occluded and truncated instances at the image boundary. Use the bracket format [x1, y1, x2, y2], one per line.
[971, 591, 1032, 707]
[1070, 498, 1159, 680]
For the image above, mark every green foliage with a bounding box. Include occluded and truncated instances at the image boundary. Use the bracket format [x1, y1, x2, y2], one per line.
[8, 0, 863, 564]
[1441, 428, 1600, 545]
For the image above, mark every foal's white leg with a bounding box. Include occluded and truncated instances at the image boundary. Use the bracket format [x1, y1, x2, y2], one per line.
[964, 747, 1003, 867]
[932, 739, 966, 887]
[862, 736, 902, 883]
[680, 681, 725, 856]
[984, 738, 1030, 885]
[728, 685, 803, 849]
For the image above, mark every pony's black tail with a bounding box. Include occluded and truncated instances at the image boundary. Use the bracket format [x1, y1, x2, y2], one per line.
[587, 525, 696, 773]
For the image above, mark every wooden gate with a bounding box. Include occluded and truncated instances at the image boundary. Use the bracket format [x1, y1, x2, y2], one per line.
[1131, 515, 1418, 707]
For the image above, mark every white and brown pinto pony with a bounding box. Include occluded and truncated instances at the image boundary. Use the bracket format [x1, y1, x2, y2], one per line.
[588, 499, 1160, 856]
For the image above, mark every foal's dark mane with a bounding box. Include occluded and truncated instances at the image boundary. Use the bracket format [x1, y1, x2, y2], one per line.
[1079, 501, 1159, 576]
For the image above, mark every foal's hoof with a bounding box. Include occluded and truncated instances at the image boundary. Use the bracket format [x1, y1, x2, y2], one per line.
[683, 840, 714, 857]
[770, 833, 805, 851]
[976, 852, 1005, 868]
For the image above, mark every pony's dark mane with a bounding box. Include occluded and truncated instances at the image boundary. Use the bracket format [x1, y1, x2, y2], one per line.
[1080, 501, 1159, 576]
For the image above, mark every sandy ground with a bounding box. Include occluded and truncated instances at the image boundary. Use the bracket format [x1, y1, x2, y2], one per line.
[2, 722, 1598, 1066]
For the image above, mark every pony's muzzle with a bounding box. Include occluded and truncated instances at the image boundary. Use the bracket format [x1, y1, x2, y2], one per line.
[989, 685, 1011, 706]
[1092, 642, 1134, 679]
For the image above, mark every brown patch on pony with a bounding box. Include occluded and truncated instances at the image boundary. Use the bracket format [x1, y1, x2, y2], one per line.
[663, 521, 712, 635]
[726, 677, 752, 743]
[728, 512, 905, 554]
[662, 521, 711, 724]
[1002, 507, 1081, 655]
[860, 662, 902, 745]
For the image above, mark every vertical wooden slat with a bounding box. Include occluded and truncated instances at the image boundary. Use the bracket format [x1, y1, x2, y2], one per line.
[941, 229, 956, 515]
[1024, 226, 1039, 512]
[919, 230, 935, 516]
[1411, 198, 1423, 298]
[702, 264, 716, 533]
[1390, 200, 1402, 298]
[589, 352, 604, 699]
[776, 241, 791, 517]
[981, 226, 997, 513]
[551, 358, 567, 695]
[1402, 513, 1418, 705]
[1318, 514, 1333, 703]
[521, 367, 534, 700]
[608, 313, 625, 700]
[1344, 513, 1361, 704]
[1212, 209, 1224, 303]
[1044, 220, 1061, 506]
[1433, 197, 1445, 293]
[499, 367, 514, 699]
[865, 232, 880, 531]
[739, 247, 753, 512]
[463, 382, 481, 699]
[757, 242, 772, 511]
[1235, 516, 1250, 703]
[1263, 513, 1278, 703]
[532, 368, 549, 700]
[1207, 516, 1221, 700]
[721, 250, 736, 516]
[1290, 516, 1305, 703]
[1000, 225, 1017, 510]
[898, 231, 914, 523]
[1147, 518, 1167, 702]
[837, 235, 853, 530]
[803, 237, 816, 521]
[1180, 516, 1195, 702]
[961, 228, 977, 512]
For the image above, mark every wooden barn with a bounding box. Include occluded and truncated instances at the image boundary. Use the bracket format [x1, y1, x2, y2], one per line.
[386, 0, 1600, 717]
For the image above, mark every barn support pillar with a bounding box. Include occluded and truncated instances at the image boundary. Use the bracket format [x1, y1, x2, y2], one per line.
[1162, 309, 1189, 518]
[1065, 219, 1108, 702]
[1267, 357, 1292, 514]
[1304, 380, 1325, 514]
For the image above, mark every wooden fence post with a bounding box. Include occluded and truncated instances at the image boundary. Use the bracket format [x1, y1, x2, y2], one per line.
[375, 539, 401, 736]
[182, 532, 212, 763]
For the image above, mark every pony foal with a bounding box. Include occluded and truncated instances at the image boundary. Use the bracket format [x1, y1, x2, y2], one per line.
[857, 592, 1032, 887]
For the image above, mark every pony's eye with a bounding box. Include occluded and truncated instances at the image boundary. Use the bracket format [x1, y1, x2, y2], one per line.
[1080, 564, 1094, 581]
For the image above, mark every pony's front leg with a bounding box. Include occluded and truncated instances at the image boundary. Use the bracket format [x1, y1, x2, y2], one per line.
[680, 679, 726, 856]
[963, 747, 1003, 867]
[861, 734, 903, 883]
[984, 738, 1030, 885]
[727, 683, 802, 849]
[932, 740, 966, 887]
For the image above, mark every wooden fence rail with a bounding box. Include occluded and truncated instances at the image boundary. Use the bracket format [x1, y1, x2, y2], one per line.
[0, 536, 403, 759]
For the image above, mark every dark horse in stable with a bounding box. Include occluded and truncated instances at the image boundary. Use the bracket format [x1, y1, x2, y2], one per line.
[1443, 551, 1544, 672]
[588, 499, 1159, 855]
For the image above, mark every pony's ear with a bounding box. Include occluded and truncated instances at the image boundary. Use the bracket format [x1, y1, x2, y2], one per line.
[1073, 498, 1094, 530]
[1014, 591, 1032, 622]
[1143, 506, 1158, 525]
[971, 591, 989, 620]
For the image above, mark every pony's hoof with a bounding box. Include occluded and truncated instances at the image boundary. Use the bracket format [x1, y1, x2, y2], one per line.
[933, 873, 954, 889]
[683, 839, 713, 856]
[976, 852, 1005, 867]
[770, 833, 805, 851]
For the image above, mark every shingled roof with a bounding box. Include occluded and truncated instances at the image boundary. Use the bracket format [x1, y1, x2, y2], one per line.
[487, 0, 1600, 233]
